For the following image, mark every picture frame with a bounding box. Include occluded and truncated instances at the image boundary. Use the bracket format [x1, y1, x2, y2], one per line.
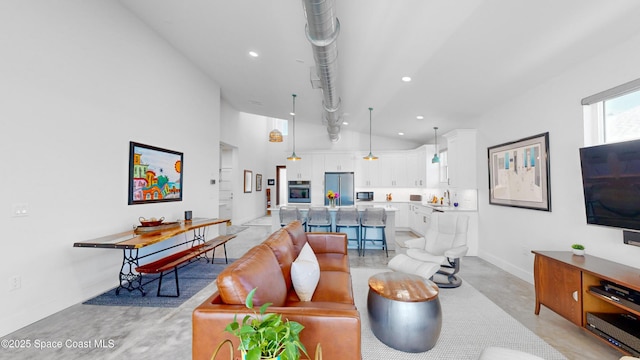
[267, 179, 275, 186]
[128, 142, 183, 205]
[256, 174, 262, 191]
[244, 170, 252, 193]
[488, 132, 551, 211]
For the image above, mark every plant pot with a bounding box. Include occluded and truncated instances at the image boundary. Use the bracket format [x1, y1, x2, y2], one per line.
[572, 249, 585, 256]
[329, 199, 335, 208]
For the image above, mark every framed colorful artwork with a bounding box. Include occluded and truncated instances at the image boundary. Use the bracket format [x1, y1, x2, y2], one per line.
[488, 132, 551, 211]
[128, 142, 183, 205]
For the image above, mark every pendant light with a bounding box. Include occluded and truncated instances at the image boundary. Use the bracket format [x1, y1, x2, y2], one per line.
[363, 107, 378, 160]
[268, 128, 283, 142]
[432, 126, 440, 163]
[287, 94, 301, 161]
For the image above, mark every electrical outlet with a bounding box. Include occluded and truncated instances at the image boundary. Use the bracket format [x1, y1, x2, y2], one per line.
[9, 275, 21, 291]
[12, 203, 29, 217]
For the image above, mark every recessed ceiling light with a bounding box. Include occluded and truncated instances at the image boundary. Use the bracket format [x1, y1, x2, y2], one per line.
[416, 115, 424, 120]
[398, 132, 405, 136]
[289, 112, 295, 116]
[249, 51, 259, 57]
[402, 76, 412, 82]
[342, 121, 349, 126]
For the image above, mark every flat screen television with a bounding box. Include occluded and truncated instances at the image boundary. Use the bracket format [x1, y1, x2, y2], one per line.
[579, 139, 640, 231]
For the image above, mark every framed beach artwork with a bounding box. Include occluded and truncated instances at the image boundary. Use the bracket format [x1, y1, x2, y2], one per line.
[256, 174, 262, 191]
[128, 142, 183, 205]
[488, 132, 551, 211]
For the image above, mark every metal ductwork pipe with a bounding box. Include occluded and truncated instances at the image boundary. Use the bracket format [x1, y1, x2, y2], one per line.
[302, 0, 342, 142]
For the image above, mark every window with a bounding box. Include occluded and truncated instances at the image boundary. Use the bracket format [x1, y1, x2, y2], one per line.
[603, 90, 640, 143]
[583, 78, 640, 146]
[270, 117, 288, 136]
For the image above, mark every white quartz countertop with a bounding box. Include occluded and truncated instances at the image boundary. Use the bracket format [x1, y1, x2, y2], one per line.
[422, 203, 477, 212]
[269, 205, 399, 212]
[390, 200, 478, 212]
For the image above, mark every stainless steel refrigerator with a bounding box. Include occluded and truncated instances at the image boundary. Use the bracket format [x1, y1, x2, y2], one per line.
[324, 172, 354, 206]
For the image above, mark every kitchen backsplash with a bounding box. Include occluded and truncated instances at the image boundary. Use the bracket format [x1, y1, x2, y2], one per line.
[354, 187, 478, 210]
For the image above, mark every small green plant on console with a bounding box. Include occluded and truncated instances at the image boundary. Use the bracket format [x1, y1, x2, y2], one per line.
[225, 288, 308, 360]
[571, 244, 585, 255]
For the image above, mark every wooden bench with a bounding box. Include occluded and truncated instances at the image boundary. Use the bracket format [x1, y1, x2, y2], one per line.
[135, 234, 236, 297]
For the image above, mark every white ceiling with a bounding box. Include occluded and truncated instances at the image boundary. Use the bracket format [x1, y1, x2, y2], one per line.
[120, 0, 640, 144]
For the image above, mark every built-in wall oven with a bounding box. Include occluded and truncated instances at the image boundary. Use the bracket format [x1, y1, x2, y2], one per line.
[288, 181, 311, 203]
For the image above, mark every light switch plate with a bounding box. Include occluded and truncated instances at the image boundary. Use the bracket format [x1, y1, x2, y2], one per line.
[12, 203, 29, 217]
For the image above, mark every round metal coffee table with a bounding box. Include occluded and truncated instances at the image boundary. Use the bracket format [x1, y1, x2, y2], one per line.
[367, 271, 442, 352]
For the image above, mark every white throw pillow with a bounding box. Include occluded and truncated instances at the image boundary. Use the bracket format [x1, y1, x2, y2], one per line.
[290, 243, 320, 301]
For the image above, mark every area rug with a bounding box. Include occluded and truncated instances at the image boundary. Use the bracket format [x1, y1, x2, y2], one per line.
[83, 259, 233, 308]
[351, 268, 567, 360]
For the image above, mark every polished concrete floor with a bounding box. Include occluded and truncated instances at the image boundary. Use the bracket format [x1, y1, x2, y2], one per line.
[1, 220, 626, 360]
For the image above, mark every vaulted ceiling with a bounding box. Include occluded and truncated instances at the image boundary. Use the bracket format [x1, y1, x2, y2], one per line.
[120, 0, 640, 144]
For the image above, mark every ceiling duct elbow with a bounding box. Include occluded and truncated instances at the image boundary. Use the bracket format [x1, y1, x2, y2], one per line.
[302, 0, 342, 142]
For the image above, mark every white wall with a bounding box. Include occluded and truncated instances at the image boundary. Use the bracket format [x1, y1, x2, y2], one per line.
[220, 100, 277, 225]
[476, 31, 640, 282]
[0, 1, 222, 336]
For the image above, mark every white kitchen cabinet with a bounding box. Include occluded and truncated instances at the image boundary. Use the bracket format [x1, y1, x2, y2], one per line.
[394, 202, 409, 228]
[355, 155, 378, 187]
[409, 204, 432, 236]
[377, 152, 407, 187]
[406, 152, 421, 187]
[286, 153, 315, 181]
[442, 129, 477, 189]
[407, 145, 437, 188]
[323, 153, 355, 172]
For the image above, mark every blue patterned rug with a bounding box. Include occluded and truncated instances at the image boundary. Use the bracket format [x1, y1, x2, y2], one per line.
[83, 258, 233, 308]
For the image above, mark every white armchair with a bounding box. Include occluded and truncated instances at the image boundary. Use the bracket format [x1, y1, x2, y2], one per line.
[391, 212, 469, 288]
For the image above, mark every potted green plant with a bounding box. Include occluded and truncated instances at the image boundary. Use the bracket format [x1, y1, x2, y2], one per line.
[225, 288, 309, 360]
[571, 244, 585, 256]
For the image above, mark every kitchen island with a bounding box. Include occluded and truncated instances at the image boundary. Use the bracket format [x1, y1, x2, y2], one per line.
[269, 205, 398, 251]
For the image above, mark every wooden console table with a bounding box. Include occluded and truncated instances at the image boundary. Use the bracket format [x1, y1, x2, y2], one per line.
[74, 218, 231, 296]
[532, 251, 640, 355]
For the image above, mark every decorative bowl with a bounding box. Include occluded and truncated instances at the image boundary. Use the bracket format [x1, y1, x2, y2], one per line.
[139, 216, 165, 227]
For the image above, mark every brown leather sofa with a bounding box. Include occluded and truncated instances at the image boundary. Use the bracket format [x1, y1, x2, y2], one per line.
[192, 220, 361, 360]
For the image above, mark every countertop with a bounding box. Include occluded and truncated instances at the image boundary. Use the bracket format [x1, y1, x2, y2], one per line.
[422, 203, 477, 212]
[269, 204, 399, 212]
[393, 200, 478, 212]
[270, 202, 476, 212]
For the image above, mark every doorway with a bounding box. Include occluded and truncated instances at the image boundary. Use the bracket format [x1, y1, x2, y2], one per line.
[219, 143, 236, 221]
[276, 165, 287, 206]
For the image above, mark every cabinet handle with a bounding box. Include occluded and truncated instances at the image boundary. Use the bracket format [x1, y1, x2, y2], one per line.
[572, 291, 578, 302]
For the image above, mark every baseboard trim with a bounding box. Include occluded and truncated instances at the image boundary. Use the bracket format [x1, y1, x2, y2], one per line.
[478, 251, 534, 285]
